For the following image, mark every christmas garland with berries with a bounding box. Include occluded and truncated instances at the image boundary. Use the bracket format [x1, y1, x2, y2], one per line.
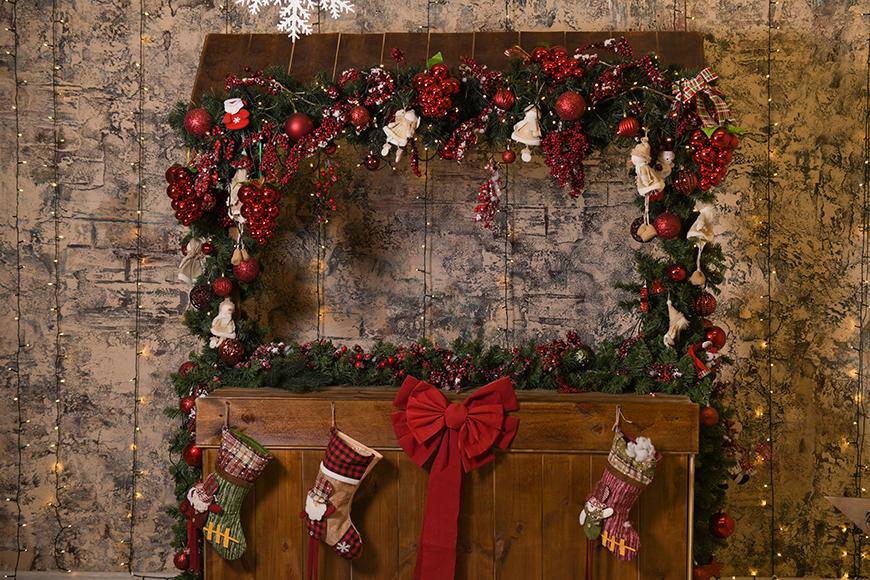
[165, 38, 744, 577]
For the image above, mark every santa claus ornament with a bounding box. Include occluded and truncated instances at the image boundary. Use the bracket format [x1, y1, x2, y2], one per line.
[223, 98, 250, 131]
[179, 474, 223, 573]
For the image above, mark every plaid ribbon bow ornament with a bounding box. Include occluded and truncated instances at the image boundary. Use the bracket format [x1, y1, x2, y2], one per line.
[672, 67, 731, 128]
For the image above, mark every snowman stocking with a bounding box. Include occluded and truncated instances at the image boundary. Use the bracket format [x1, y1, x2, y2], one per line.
[203, 428, 273, 560]
[302, 428, 382, 579]
[579, 430, 658, 561]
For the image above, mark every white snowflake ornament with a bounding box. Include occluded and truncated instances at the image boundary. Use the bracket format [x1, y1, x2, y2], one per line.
[236, 0, 355, 41]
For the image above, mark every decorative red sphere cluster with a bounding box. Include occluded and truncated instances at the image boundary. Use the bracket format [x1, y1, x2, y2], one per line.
[530, 46, 584, 82]
[238, 182, 281, 245]
[690, 128, 738, 191]
[554, 91, 586, 121]
[414, 63, 461, 118]
[165, 165, 214, 226]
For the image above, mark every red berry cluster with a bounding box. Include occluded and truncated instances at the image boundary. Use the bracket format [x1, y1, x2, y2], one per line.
[690, 128, 739, 191]
[529, 46, 583, 83]
[413, 63, 461, 118]
[165, 165, 215, 226]
[541, 124, 589, 198]
[238, 182, 280, 244]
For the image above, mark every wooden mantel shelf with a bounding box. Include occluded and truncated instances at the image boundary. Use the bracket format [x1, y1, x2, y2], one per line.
[196, 387, 699, 454]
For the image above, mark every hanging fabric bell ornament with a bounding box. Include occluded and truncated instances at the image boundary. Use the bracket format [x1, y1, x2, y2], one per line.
[663, 295, 690, 348]
[511, 105, 542, 162]
[686, 201, 716, 286]
[209, 297, 237, 348]
[382, 108, 420, 163]
[178, 237, 208, 286]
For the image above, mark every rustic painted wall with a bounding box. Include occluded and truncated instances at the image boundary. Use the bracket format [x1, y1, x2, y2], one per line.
[0, 0, 866, 576]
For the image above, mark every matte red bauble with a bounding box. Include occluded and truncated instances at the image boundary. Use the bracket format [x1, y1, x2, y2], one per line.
[179, 395, 196, 414]
[173, 551, 190, 571]
[233, 258, 261, 283]
[653, 211, 681, 239]
[554, 91, 586, 121]
[189, 284, 214, 311]
[285, 112, 314, 141]
[673, 171, 698, 194]
[710, 513, 735, 538]
[706, 326, 727, 349]
[667, 264, 688, 282]
[349, 105, 371, 129]
[502, 150, 516, 164]
[693, 292, 718, 316]
[700, 406, 720, 426]
[364, 154, 381, 170]
[617, 116, 641, 138]
[212, 276, 233, 297]
[178, 361, 196, 376]
[182, 442, 203, 467]
[218, 338, 245, 366]
[183, 108, 212, 138]
[200, 241, 215, 255]
[493, 88, 516, 110]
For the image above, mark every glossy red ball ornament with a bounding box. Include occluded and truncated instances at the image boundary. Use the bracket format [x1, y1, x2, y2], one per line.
[182, 442, 203, 467]
[710, 128, 731, 150]
[710, 513, 735, 538]
[693, 292, 718, 316]
[700, 406, 720, 426]
[706, 326, 727, 349]
[189, 284, 214, 311]
[493, 88, 516, 110]
[667, 264, 687, 282]
[502, 150, 516, 164]
[697, 147, 717, 165]
[651, 279, 665, 295]
[285, 112, 314, 141]
[200, 241, 215, 255]
[212, 276, 233, 297]
[183, 108, 212, 138]
[349, 105, 371, 129]
[233, 258, 261, 283]
[178, 361, 196, 376]
[717, 149, 733, 165]
[653, 211, 681, 239]
[364, 154, 381, 171]
[430, 63, 449, 80]
[218, 338, 245, 366]
[729, 133, 740, 149]
[648, 189, 664, 202]
[179, 395, 196, 414]
[554, 91, 586, 121]
[673, 172, 698, 194]
[165, 164, 189, 184]
[173, 551, 190, 571]
[531, 47, 550, 62]
[617, 116, 641, 138]
[324, 143, 337, 155]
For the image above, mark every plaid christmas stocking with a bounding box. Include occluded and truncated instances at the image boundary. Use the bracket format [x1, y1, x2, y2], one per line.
[203, 428, 273, 560]
[579, 430, 658, 561]
[301, 428, 382, 579]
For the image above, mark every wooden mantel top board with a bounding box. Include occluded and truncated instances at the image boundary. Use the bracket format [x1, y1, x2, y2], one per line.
[192, 31, 704, 101]
[196, 387, 699, 454]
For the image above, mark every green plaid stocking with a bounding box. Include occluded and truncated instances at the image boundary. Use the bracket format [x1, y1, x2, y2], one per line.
[204, 428, 272, 560]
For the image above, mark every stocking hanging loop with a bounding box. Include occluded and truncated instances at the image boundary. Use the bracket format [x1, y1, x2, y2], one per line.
[612, 405, 633, 432]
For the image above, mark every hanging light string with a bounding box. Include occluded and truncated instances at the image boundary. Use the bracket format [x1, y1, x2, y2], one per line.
[126, 0, 146, 572]
[48, 0, 71, 571]
[502, 163, 512, 347]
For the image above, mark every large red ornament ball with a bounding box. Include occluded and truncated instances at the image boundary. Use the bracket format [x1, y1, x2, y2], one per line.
[285, 112, 314, 141]
[706, 326, 727, 349]
[493, 88, 516, 110]
[693, 292, 718, 316]
[183, 108, 212, 138]
[710, 512, 735, 538]
[165, 164, 189, 184]
[700, 406, 720, 426]
[653, 211, 681, 239]
[349, 106, 371, 130]
[212, 276, 233, 297]
[502, 150, 516, 164]
[667, 264, 688, 282]
[364, 154, 381, 171]
[673, 171, 699, 194]
[233, 258, 261, 284]
[182, 442, 203, 467]
[617, 116, 641, 138]
[218, 338, 245, 366]
[179, 395, 196, 414]
[173, 551, 190, 571]
[554, 91, 586, 121]
[178, 361, 196, 376]
[189, 284, 214, 311]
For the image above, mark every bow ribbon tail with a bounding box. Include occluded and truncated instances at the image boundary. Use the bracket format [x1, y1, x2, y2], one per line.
[186, 516, 201, 573]
[414, 430, 463, 580]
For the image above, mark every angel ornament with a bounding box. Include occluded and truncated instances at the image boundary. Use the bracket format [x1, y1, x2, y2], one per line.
[631, 137, 675, 242]
[178, 237, 208, 287]
[209, 297, 236, 348]
[381, 108, 420, 162]
[687, 201, 716, 286]
[663, 295, 690, 348]
[511, 105, 542, 162]
[227, 167, 248, 225]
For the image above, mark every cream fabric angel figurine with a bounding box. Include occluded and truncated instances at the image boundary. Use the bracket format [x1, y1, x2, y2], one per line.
[227, 167, 248, 225]
[511, 105, 542, 162]
[178, 237, 207, 287]
[687, 201, 716, 286]
[663, 296, 690, 348]
[209, 297, 236, 348]
[382, 108, 420, 162]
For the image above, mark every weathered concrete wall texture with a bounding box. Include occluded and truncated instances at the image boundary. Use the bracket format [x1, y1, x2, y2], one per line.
[0, 0, 866, 576]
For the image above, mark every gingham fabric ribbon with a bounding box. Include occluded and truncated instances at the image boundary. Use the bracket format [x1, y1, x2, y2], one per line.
[672, 67, 731, 128]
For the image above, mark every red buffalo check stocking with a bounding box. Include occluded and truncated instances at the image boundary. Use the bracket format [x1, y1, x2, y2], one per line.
[301, 428, 382, 579]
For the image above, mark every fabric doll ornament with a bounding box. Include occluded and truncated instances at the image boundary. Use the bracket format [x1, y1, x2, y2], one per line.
[228, 168, 248, 225]
[511, 105, 542, 162]
[630, 137, 675, 242]
[209, 297, 237, 348]
[382, 109, 420, 162]
[301, 428, 382, 580]
[663, 295, 690, 348]
[203, 428, 272, 560]
[687, 201, 716, 286]
[178, 237, 208, 286]
[179, 474, 223, 574]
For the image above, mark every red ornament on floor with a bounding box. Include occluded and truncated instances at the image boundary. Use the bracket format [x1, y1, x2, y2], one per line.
[693, 292, 718, 316]
[700, 406, 720, 426]
[554, 91, 586, 121]
[179, 395, 196, 414]
[285, 112, 314, 141]
[212, 276, 233, 297]
[705, 326, 727, 348]
[493, 88, 516, 110]
[219, 338, 245, 366]
[233, 258, 260, 283]
[173, 551, 190, 571]
[653, 211, 681, 239]
[183, 442, 203, 467]
[183, 108, 212, 138]
[710, 512, 735, 538]
[178, 361, 196, 376]
[617, 116, 640, 138]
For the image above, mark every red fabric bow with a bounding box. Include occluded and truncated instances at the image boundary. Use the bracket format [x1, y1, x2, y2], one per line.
[391, 375, 519, 580]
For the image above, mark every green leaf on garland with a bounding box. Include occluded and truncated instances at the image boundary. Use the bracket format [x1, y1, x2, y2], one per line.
[725, 124, 746, 134]
[426, 52, 444, 69]
[700, 126, 717, 138]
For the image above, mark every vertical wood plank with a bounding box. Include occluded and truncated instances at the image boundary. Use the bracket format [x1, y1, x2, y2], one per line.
[541, 454, 590, 579]
[396, 453, 427, 580]
[351, 451, 400, 579]
[302, 449, 352, 580]
[456, 461, 495, 579]
[588, 455, 638, 580]
[639, 455, 689, 580]
[255, 450, 303, 579]
[493, 454, 542, 580]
